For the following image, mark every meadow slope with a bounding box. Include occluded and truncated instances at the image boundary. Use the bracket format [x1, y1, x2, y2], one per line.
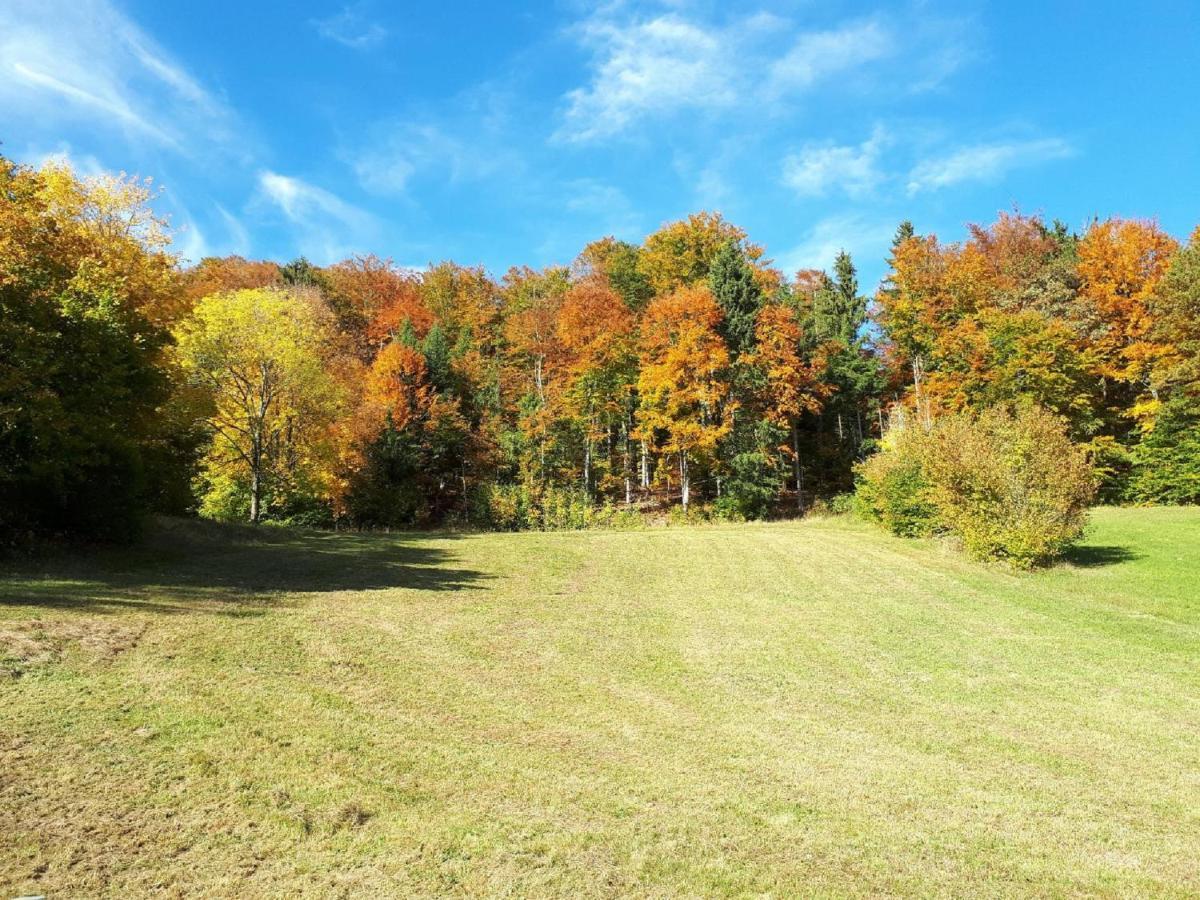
[2, 508, 1198, 897]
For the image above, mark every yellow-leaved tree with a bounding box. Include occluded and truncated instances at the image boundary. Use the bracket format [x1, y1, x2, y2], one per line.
[176, 287, 349, 523]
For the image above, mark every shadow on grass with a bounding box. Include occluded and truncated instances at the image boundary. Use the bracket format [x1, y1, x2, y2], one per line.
[0, 518, 489, 617]
[1061, 543, 1141, 568]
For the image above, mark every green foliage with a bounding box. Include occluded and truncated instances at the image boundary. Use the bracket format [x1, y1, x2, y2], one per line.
[604, 241, 654, 311]
[829, 493, 857, 515]
[811, 251, 866, 345]
[718, 447, 784, 520]
[859, 405, 1098, 566]
[854, 429, 940, 537]
[470, 482, 641, 531]
[195, 460, 334, 527]
[421, 323, 454, 394]
[1152, 228, 1200, 393]
[793, 251, 883, 496]
[1128, 398, 1200, 505]
[279, 257, 330, 290]
[708, 240, 763, 357]
[340, 426, 427, 527]
[0, 155, 186, 546]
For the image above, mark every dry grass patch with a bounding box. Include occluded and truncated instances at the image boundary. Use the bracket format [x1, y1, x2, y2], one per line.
[1, 617, 145, 676]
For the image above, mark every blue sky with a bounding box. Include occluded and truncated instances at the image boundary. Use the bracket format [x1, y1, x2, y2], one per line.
[2, 0, 1197, 290]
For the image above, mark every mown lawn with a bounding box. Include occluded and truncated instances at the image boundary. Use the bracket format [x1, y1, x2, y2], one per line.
[1, 508, 1198, 897]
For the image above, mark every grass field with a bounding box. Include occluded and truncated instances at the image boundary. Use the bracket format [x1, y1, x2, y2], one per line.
[2, 508, 1198, 897]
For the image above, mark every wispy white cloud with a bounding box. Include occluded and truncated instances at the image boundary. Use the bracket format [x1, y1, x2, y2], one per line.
[175, 218, 209, 265]
[768, 19, 894, 94]
[352, 121, 518, 196]
[564, 178, 643, 238]
[558, 13, 740, 142]
[0, 0, 235, 152]
[779, 213, 898, 284]
[312, 5, 387, 50]
[258, 171, 372, 228]
[8, 60, 177, 145]
[256, 171, 377, 263]
[215, 204, 251, 257]
[782, 126, 889, 198]
[906, 138, 1075, 195]
[556, 6, 967, 142]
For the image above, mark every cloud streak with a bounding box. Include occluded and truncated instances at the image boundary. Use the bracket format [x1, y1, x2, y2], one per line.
[779, 213, 899, 284]
[768, 19, 894, 94]
[312, 5, 388, 50]
[556, 7, 969, 143]
[906, 138, 1075, 195]
[0, 0, 235, 153]
[559, 13, 739, 142]
[257, 171, 377, 263]
[352, 122, 515, 196]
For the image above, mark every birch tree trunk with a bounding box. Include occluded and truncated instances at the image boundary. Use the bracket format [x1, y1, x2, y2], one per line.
[792, 420, 804, 514]
[679, 452, 690, 511]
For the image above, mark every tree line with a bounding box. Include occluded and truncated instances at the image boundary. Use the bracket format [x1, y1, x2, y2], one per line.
[2, 154, 1197, 545]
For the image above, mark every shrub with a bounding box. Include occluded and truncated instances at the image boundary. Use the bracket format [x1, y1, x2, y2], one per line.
[854, 427, 939, 537]
[921, 405, 1097, 567]
[828, 493, 857, 516]
[470, 482, 631, 531]
[717, 449, 782, 520]
[856, 404, 1097, 567]
[471, 482, 533, 531]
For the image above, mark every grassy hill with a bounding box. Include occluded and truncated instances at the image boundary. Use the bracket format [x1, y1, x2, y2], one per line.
[2, 508, 1198, 897]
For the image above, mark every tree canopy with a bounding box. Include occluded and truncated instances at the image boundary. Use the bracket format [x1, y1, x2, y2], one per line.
[3, 150, 1198, 542]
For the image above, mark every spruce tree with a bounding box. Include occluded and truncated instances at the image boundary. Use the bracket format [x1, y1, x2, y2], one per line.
[422, 323, 453, 394]
[708, 241, 763, 358]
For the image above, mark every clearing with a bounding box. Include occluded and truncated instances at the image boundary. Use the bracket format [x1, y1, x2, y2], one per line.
[2, 508, 1198, 896]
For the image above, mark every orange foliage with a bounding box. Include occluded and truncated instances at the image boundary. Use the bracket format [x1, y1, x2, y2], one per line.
[636, 285, 733, 469]
[183, 256, 280, 305]
[966, 211, 1057, 293]
[557, 278, 635, 377]
[326, 255, 433, 348]
[359, 342, 434, 436]
[1078, 218, 1178, 384]
[751, 303, 826, 429]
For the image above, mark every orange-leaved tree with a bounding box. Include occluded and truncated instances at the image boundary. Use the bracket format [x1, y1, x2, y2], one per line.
[557, 278, 636, 497]
[751, 302, 827, 511]
[1078, 218, 1177, 422]
[635, 285, 733, 510]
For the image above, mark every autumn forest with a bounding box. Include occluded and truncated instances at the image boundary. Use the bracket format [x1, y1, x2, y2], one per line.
[3, 154, 1198, 554]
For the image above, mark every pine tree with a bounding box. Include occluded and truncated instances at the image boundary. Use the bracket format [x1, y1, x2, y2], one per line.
[708, 241, 763, 358]
[422, 323, 453, 394]
[279, 256, 329, 289]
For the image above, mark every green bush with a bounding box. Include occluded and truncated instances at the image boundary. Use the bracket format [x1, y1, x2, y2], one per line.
[855, 404, 1097, 567]
[854, 428, 939, 537]
[195, 464, 335, 528]
[717, 448, 782, 520]
[922, 405, 1097, 567]
[828, 493, 857, 515]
